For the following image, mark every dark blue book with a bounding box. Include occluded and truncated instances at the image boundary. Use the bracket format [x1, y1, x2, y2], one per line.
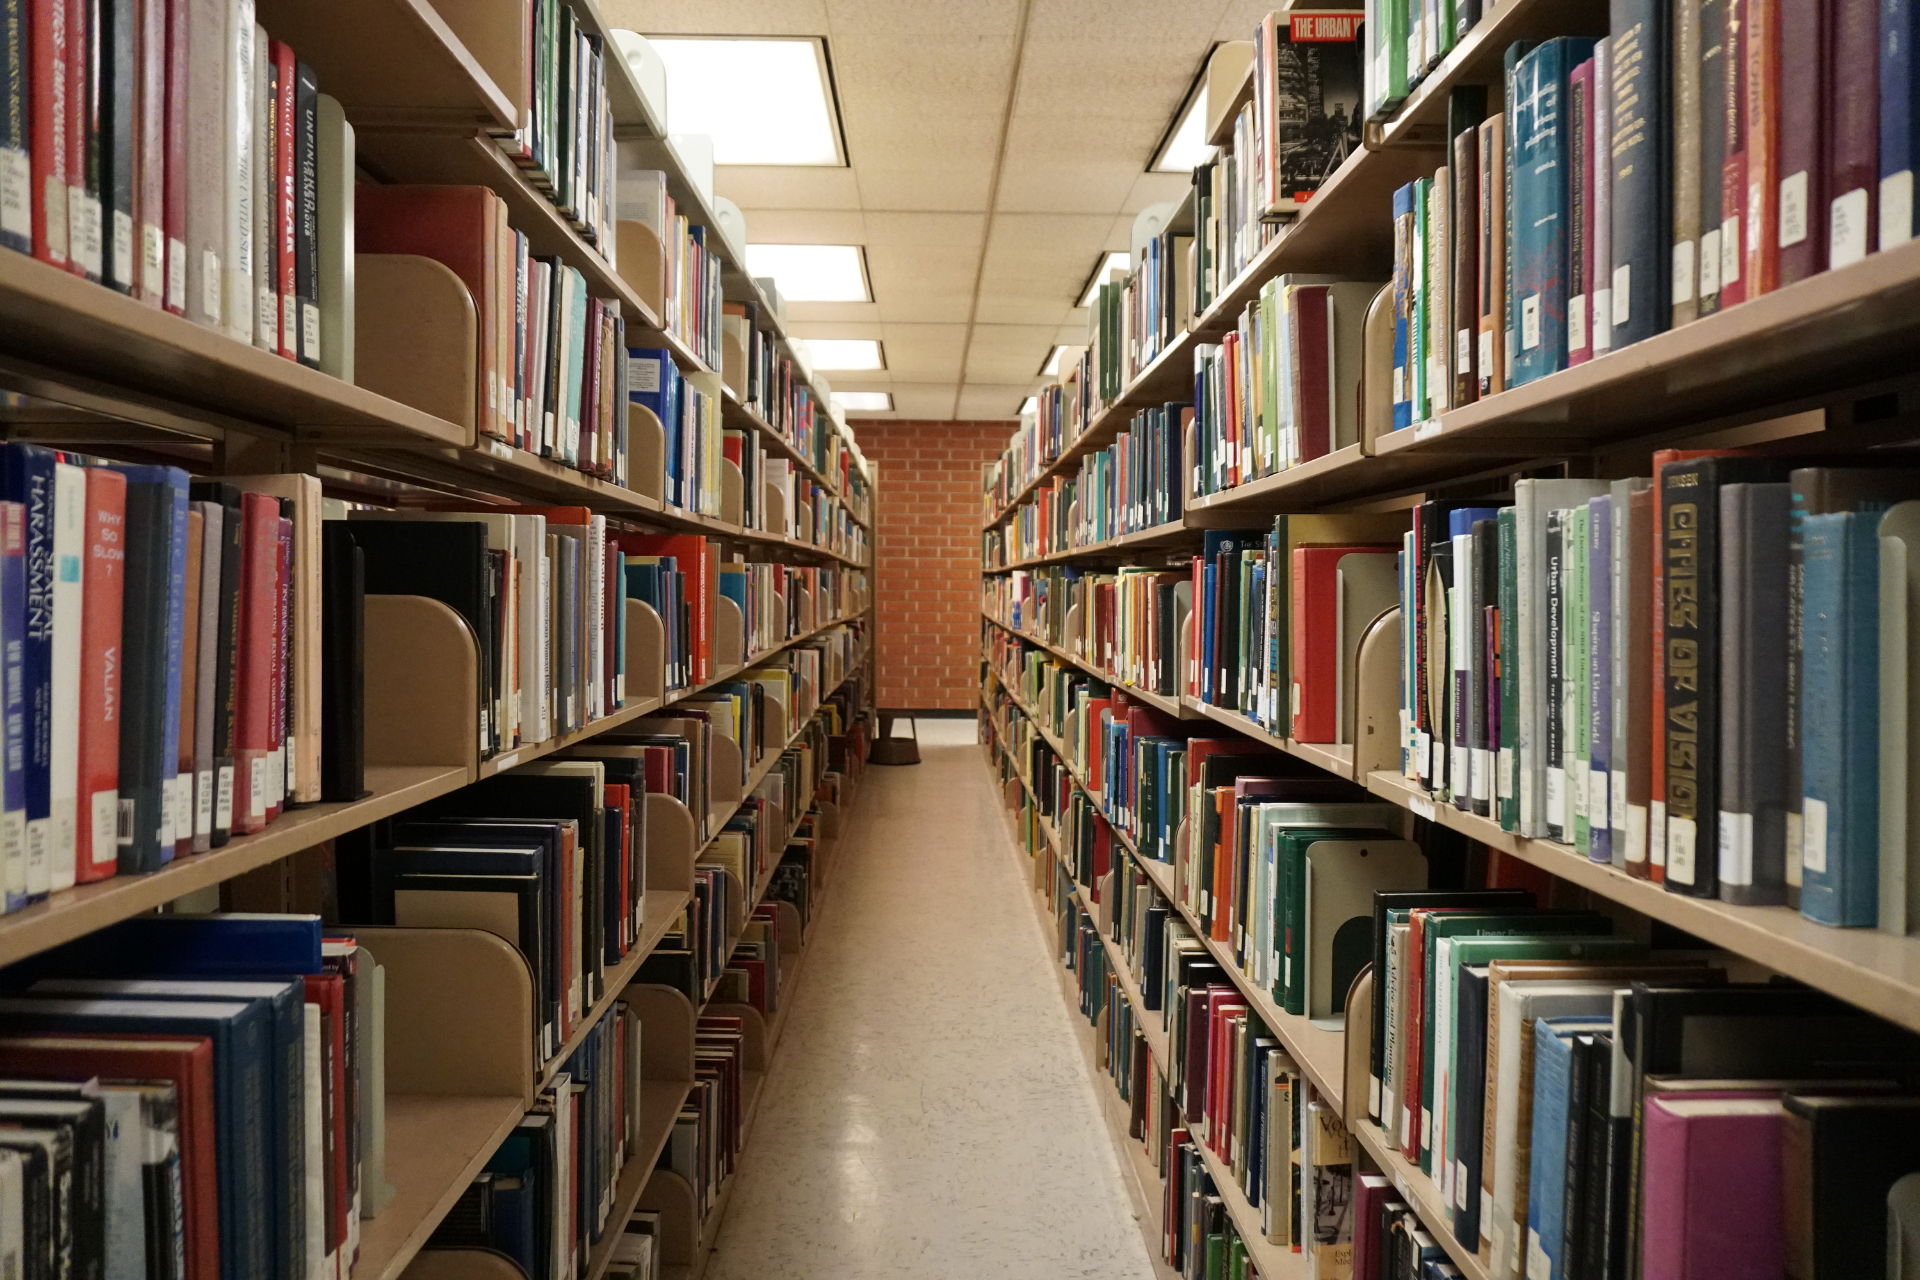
[31, 977, 307, 1280]
[1451, 964, 1492, 1249]
[0, 994, 274, 1280]
[0, 501, 23, 911]
[1509, 38, 1598, 386]
[1799, 510, 1881, 926]
[3, 445, 56, 902]
[1606, 0, 1671, 348]
[0, 912, 325, 985]
[1527, 1016, 1612, 1280]
[112, 467, 190, 872]
[1885, 0, 1920, 245]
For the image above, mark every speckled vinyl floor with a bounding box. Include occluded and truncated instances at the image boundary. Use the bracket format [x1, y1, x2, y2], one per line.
[700, 717, 1162, 1280]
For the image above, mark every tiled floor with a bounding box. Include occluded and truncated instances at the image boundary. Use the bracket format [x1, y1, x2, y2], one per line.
[701, 717, 1161, 1280]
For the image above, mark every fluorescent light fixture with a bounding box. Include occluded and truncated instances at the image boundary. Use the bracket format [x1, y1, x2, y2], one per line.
[1077, 251, 1131, 307]
[1152, 78, 1214, 173]
[1040, 346, 1071, 377]
[744, 243, 871, 302]
[800, 338, 885, 370]
[649, 36, 845, 166]
[832, 391, 893, 412]
[1020, 396, 1039, 416]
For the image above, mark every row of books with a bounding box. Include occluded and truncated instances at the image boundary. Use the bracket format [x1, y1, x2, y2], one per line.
[1, 2, 354, 378]
[614, 167, 723, 375]
[982, 403, 1189, 567]
[0, 913, 386, 1280]
[498, 0, 619, 261]
[428, 1000, 642, 1280]
[1369, 890, 1920, 1280]
[1387, 465, 1920, 933]
[1392, 12, 1920, 424]
[716, 296, 826, 465]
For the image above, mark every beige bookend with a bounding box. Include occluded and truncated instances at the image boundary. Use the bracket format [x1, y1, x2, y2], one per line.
[721, 325, 748, 399]
[644, 792, 698, 895]
[625, 600, 666, 705]
[365, 595, 480, 772]
[773, 901, 804, 956]
[719, 457, 745, 527]
[706, 1002, 768, 1073]
[353, 926, 535, 1102]
[637, 1170, 697, 1269]
[707, 733, 746, 810]
[713, 595, 746, 669]
[626, 984, 696, 1087]
[1882, 500, 1920, 936]
[1344, 966, 1374, 1129]
[627, 403, 667, 503]
[399, 1251, 525, 1280]
[1362, 281, 1396, 453]
[615, 220, 668, 319]
[761, 480, 788, 538]
[1354, 606, 1403, 781]
[354, 255, 478, 441]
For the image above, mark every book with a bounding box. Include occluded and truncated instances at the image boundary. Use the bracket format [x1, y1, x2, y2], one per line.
[1642, 1096, 1787, 1278]
[1608, 0, 1672, 346]
[1719, 482, 1793, 904]
[1829, 0, 1881, 267]
[1782, 1094, 1920, 1278]
[112, 466, 188, 873]
[73, 469, 126, 885]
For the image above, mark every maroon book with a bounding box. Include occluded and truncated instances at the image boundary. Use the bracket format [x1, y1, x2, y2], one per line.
[1776, 0, 1829, 283]
[1826, 0, 1880, 267]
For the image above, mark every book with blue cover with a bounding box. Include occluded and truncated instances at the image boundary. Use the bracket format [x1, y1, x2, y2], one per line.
[1883, 0, 1920, 247]
[0, 994, 274, 1280]
[2, 911, 326, 983]
[626, 348, 681, 507]
[112, 466, 190, 873]
[1799, 510, 1882, 925]
[1510, 38, 1598, 386]
[1606, 0, 1670, 348]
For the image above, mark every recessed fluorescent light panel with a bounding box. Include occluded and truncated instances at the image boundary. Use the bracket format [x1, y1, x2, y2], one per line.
[1151, 74, 1214, 173]
[832, 391, 893, 412]
[649, 36, 846, 166]
[744, 244, 871, 302]
[1078, 252, 1131, 307]
[1040, 346, 1070, 377]
[801, 339, 885, 371]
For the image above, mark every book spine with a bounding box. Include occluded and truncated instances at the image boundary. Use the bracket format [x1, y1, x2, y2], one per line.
[293, 61, 318, 368]
[101, 0, 137, 291]
[1626, 486, 1655, 873]
[11, 450, 51, 900]
[1594, 42, 1616, 353]
[1547, 509, 1567, 840]
[1721, 484, 1792, 903]
[139, 0, 167, 305]
[66, 0, 101, 281]
[185, 0, 224, 329]
[1721, 0, 1749, 306]
[160, 476, 187, 860]
[29, 0, 69, 265]
[1589, 497, 1613, 863]
[1746, 0, 1783, 292]
[1609, 0, 1671, 346]
[1661, 459, 1720, 896]
[0, 0, 27, 255]
[1829, 0, 1881, 265]
[250, 26, 273, 352]
[222, 0, 253, 342]
[269, 42, 293, 359]
[1778, 0, 1829, 283]
[1798, 511, 1880, 924]
[192, 503, 219, 850]
[1674, 0, 1704, 325]
[1699, 0, 1729, 315]
[1512, 44, 1574, 386]
[163, 0, 186, 312]
[232, 494, 272, 835]
[1569, 61, 1594, 365]
[48, 462, 83, 890]
[208, 497, 239, 845]
[1453, 128, 1481, 404]
[0, 503, 23, 907]
[1885, 0, 1920, 245]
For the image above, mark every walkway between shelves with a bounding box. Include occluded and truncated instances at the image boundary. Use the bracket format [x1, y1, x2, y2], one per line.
[702, 718, 1159, 1280]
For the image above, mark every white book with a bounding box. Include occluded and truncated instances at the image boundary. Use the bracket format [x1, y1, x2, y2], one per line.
[316, 94, 355, 380]
[224, 0, 255, 344]
[186, 0, 229, 328]
[251, 25, 275, 353]
[0, 1149, 20, 1280]
[1513, 479, 1608, 837]
[1880, 501, 1920, 936]
[194, 501, 222, 849]
[304, 1005, 327, 1277]
[48, 463, 84, 890]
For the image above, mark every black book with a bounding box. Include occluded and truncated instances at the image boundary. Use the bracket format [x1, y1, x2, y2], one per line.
[113, 470, 181, 874]
[320, 523, 366, 802]
[343, 520, 495, 759]
[1559, 1032, 1597, 1273]
[1367, 889, 1533, 1125]
[637, 948, 698, 1003]
[1450, 964, 1492, 1249]
[1656, 455, 1791, 897]
[1607, 0, 1671, 348]
[100, 0, 137, 293]
[294, 62, 320, 368]
[188, 484, 243, 847]
[1578, 1031, 1615, 1280]
[1782, 1094, 1920, 1279]
[0, 1092, 104, 1280]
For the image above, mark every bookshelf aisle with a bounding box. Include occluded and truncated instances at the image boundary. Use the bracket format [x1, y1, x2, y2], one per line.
[979, 14, 1920, 1280]
[0, 6, 878, 1279]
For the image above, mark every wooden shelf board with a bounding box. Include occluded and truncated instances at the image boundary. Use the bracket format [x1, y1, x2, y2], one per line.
[0, 251, 469, 451]
[983, 614, 1201, 722]
[538, 888, 695, 1091]
[987, 517, 1201, 570]
[1350, 1118, 1491, 1280]
[0, 764, 466, 969]
[353, 1093, 529, 1280]
[1374, 238, 1920, 459]
[1188, 1127, 1306, 1280]
[580, 1080, 696, 1280]
[1365, 768, 1920, 1033]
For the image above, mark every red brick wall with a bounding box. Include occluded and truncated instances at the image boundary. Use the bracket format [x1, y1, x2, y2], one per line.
[853, 419, 1018, 711]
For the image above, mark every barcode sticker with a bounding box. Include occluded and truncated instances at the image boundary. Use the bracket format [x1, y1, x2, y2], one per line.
[1478, 329, 1494, 382]
[302, 302, 321, 364]
[1613, 264, 1632, 325]
[1456, 327, 1473, 375]
[112, 209, 134, 287]
[90, 791, 118, 866]
[1719, 810, 1755, 884]
[1830, 187, 1870, 267]
[1721, 214, 1742, 283]
[1668, 814, 1698, 882]
[1521, 293, 1541, 350]
[1672, 240, 1696, 303]
[196, 771, 214, 838]
[494, 751, 520, 773]
[115, 798, 136, 848]
[216, 765, 234, 831]
[1780, 171, 1810, 247]
[1882, 170, 1915, 248]
[1593, 287, 1613, 351]
[249, 757, 267, 820]
[0, 148, 28, 241]
[1802, 797, 1828, 873]
[202, 251, 222, 321]
[1699, 228, 1721, 297]
[1568, 294, 1587, 350]
[168, 238, 186, 311]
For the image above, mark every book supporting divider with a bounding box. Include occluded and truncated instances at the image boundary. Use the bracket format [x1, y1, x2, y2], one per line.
[712, 596, 747, 669]
[353, 255, 483, 440]
[366, 595, 485, 772]
[615, 221, 669, 321]
[626, 600, 668, 704]
[399, 1250, 530, 1280]
[707, 735, 747, 813]
[719, 459, 745, 527]
[761, 481, 788, 539]
[636, 1170, 697, 1272]
[645, 792, 700, 895]
[626, 403, 668, 504]
[1354, 606, 1404, 780]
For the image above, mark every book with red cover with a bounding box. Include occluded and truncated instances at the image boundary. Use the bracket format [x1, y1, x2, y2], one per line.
[0, 1031, 219, 1280]
[1291, 544, 1396, 742]
[1720, 0, 1748, 308]
[1641, 1096, 1786, 1279]
[1289, 287, 1335, 461]
[75, 468, 126, 884]
[162, 0, 187, 313]
[353, 185, 502, 439]
[1826, 0, 1879, 267]
[1776, 0, 1828, 283]
[30, 0, 68, 266]
[300, 971, 349, 1267]
[64, 0, 95, 281]
[270, 515, 291, 822]
[271, 41, 297, 361]
[610, 532, 713, 684]
[232, 493, 277, 835]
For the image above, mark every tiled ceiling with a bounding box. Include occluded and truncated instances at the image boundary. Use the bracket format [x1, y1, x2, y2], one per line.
[602, 0, 1271, 421]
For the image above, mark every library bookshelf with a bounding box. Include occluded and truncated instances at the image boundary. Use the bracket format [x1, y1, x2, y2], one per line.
[976, 12, 1920, 1268]
[0, 2, 879, 1274]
